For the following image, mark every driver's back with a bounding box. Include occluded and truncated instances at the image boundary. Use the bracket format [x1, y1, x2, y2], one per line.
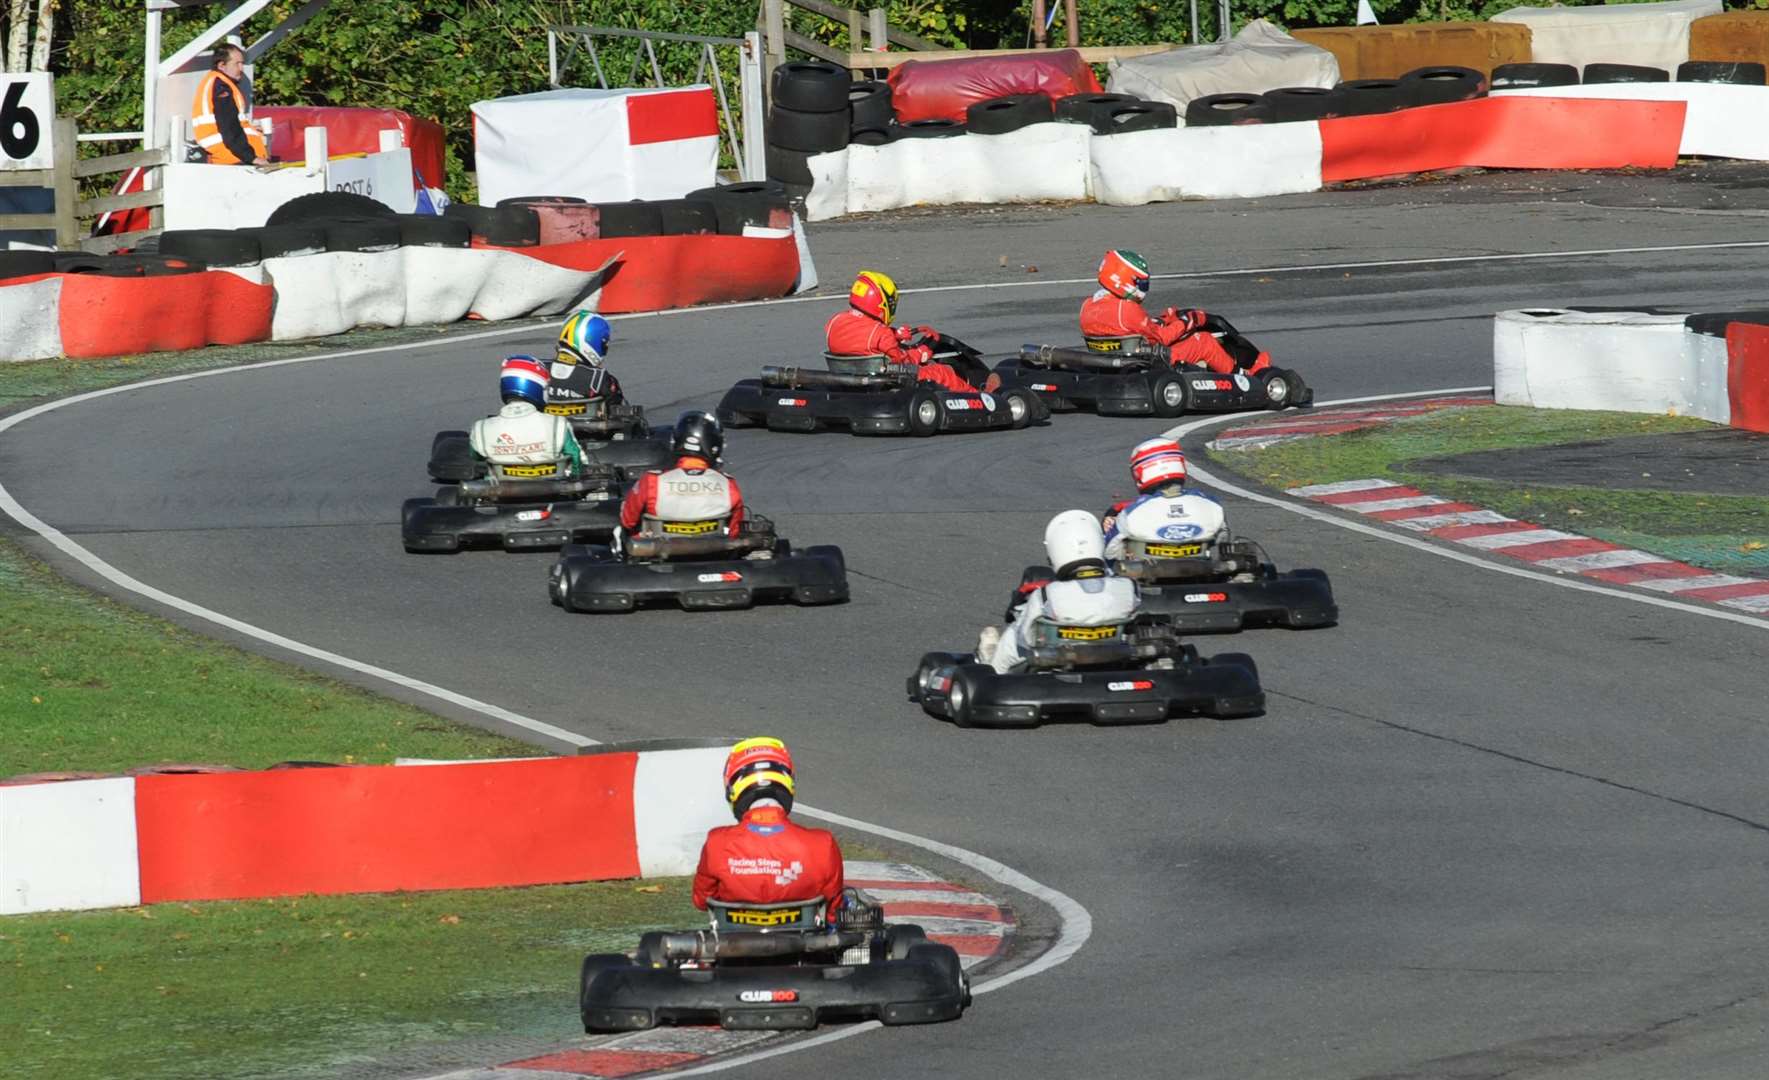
[470, 406, 570, 466]
[647, 465, 738, 524]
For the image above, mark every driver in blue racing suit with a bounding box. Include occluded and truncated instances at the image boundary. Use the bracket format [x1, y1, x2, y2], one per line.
[1102, 438, 1221, 559]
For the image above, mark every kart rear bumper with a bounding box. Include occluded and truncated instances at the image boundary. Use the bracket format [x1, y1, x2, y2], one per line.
[717, 380, 1014, 435]
[401, 494, 620, 553]
[551, 544, 849, 612]
[911, 654, 1264, 727]
[1138, 572, 1338, 632]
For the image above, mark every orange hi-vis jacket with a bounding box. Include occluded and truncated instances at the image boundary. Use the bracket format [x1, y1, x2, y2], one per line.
[191, 70, 267, 165]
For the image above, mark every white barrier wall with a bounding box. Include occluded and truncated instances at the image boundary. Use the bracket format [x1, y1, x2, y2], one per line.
[162, 148, 415, 231]
[0, 276, 63, 362]
[1089, 123, 1324, 205]
[631, 747, 729, 878]
[817, 123, 1092, 220]
[1498, 82, 1769, 161]
[1, 778, 141, 914]
[1493, 309, 1730, 423]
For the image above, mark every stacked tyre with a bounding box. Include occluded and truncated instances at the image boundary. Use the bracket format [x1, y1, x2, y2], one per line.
[767, 61, 852, 195]
[1054, 93, 1177, 135]
[848, 80, 895, 145]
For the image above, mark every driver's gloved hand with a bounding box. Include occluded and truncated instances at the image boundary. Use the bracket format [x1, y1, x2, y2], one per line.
[914, 325, 941, 342]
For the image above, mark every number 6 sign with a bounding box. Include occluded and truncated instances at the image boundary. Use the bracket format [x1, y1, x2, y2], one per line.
[0, 73, 56, 171]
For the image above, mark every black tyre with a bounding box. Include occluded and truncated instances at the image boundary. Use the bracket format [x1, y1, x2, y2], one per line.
[765, 141, 815, 186]
[1149, 370, 1189, 418]
[1054, 92, 1139, 125]
[591, 201, 665, 238]
[1101, 101, 1179, 134]
[265, 190, 395, 226]
[906, 389, 942, 436]
[111, 254, 206, 276]
[394, 213, 471, 248]
[51, 252, 131, 275]
[848, 80, 894, 130]
[769, 105, 851, 152]
[1584, 63, 1668, 85]
[656, 197, 718, 235]
[433, 485, 462, 508]
[1261, 369, 1299, 410]
[1335, 79, 1408, 116]
[1261, 86, 1343, 123]
[239, 224, 326, 258]
[158, 228, 263, 266]
[716, 406, 756, 429]
[886, 924, 929, 960]
[443, 202, 539, 247]
[1489, 62, 1579, 90]
[686, 182, 791, 236]
[1401, 65, 1487, 106]
[498, 195, 587, 208]
[1002, 387, 1038, 429]
[315, 217, 401, 253]
[966, 93, 1055, 135]
[851, 126, 893, 146]
[771, 60, 851, 113]
[1183, 93, 1267, 128]
[0, 250, 54, 281]
[579, 954, 627, 1020]
[895, 118, 965, 138]
[1677, 61, 1766, 86]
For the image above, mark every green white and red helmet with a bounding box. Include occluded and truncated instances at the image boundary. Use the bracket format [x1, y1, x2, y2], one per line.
[1098, 249, 1151, 301]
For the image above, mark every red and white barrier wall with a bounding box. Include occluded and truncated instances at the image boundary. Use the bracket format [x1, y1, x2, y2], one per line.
[0, 270, 276, 360]
[804, 84, 1769, 220]
[1493, 308, 1769, 433]
[1, 744, 729, 915]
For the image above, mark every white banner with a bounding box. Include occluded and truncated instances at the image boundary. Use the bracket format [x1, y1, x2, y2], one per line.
[0, 72, 55, 171]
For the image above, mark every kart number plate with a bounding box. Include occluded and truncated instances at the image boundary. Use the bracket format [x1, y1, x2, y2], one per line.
[1191, 378, 1232, 392]
[739, 989, 799, 1003]
[1184, 592, 1228, 604]
[663, 520, 719, 535]
[1107, 680, 1154, 692]
[502, 463, 558, 478]
[544, 403, 587, 415]
[725, 908, 802, 926]
[697, 571, 743, 583]
[1057, 625, 1119, 641]
[1146, 542, 1204, 558]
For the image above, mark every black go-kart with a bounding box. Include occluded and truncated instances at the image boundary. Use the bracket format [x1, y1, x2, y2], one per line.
[580, 892, 969, 1033]
[993, 318, 1312, 418]
[1015, 539, 1337, 634]
[548, 513, 848, 612]
[426, 400, 671, 485]
[402, 460, 623, 554]
[716, 334, 1047, 436]
[908, 615, 1263, 728]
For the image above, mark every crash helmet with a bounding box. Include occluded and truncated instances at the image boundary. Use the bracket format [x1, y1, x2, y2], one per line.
[557, 309, 611, 368]
[725, 736, 796, 817]
[848, 269, 898, 324]
[498, 355, 549, 408]
[1098, 249, 1150, 302]
[671, 410, 725, 465]
[1129, 437, 1188, 491]
[1044, 509, 1108, 579]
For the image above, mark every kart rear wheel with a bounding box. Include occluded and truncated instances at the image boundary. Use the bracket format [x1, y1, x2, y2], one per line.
[947, 665, 990, 728]
[1002, 387, 1037, 429]
[1149, 370, 1189, 418]
[906, 390, 942, 437]
[716, 406, 757, 429]
[579, 953, 627, 1019]
[886, 924, 929, 959]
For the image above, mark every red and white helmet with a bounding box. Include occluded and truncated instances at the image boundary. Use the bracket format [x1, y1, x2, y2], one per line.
[1129, 437, 1187, 491]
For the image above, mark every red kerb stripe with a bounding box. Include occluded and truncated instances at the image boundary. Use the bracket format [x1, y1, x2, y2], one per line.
[507, 1048, 701, 1076]
[1314, 486, 1419, 505]
[1584, 562, 1713, 586]
[882, 901, 1007, 922]
[1368, 502, 1481, 522]
[1429, 520, 1536, 541]
[928, 932, 1007, 956]
[1497, 537, 1620, 562]
[1677, 580, 1769, 602]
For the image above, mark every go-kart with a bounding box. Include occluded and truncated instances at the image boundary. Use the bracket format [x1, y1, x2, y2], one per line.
[426, 399, 671, 484]
[716, 334, 1047, 436]
[401, 460, 623, 553]
[548, 513, 848, 612]
[908, 614, 1263, 728]
[580, 892, 969, 1033]
[993, 318, 1312, 418]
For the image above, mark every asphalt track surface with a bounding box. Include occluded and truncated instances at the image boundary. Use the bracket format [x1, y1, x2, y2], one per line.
[8, 183, 1769, 1079]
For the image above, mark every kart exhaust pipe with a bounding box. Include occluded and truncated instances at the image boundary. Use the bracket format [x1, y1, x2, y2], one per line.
[457, 472, 616, 501]
[649, 930, 867, 962]
[1020, 344, 1151, 372]
[622, 533, 773, 560]
[761, 365, 907, 391]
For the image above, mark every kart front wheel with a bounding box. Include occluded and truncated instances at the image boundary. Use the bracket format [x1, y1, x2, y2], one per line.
[906, 390, 942, 437]
[1261, 370, 1297, 410]
[1149, 370, 1189, 418]
[1002, 387, 1037, 429]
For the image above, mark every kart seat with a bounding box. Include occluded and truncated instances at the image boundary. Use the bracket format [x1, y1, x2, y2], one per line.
[824, 352, 891, 377]
[707, 898, 826, 932]
[1083, 335, 1144, 355]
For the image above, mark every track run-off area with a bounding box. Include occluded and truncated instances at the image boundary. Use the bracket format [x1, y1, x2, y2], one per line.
[4, 188, 1769, 1079]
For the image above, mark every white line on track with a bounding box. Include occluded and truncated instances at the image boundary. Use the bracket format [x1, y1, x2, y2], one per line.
[1169, 389, 1769, 631]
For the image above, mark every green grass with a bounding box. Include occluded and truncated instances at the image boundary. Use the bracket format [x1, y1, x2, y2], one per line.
[0, 539, 535, 778]
[0, 879, 700, 1080]
[1211, 405, 1769, 574]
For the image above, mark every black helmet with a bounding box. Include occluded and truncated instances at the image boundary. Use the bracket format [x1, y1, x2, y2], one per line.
[672, 410, 724, 464]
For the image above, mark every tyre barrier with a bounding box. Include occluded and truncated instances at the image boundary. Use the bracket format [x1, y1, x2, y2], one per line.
[1335, 78, 1410, 117]
[1584, 63, 1669, 85]
[1185, 93, 1270, 127]
[966, 94, 1055, 135]
[1262, 86, 1343, 123]
[1677, 61, 1767, 86]
[0, 743, 732, 914]
[849, 79, 895, 131]
[1490, 63, 1580, 90]
[1403, 65, 1488, 106]
[1493, 308, 1769, 433]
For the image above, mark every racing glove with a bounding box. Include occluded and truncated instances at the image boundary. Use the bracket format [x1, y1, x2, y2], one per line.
[913, 325, 941, 343]
[906, 343, 934, 365]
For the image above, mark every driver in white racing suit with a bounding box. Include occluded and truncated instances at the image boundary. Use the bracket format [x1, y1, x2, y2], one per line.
[978, 510, 1139, 675]
[469, 356, 594, 478]
[1102, 438, 1225, 560]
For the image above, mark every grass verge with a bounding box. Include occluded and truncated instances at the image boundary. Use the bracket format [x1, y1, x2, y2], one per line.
[1207, 406, 1769, 575]
[1, 879, 699, 1080]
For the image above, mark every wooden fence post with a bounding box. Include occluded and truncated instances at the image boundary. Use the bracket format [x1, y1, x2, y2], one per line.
[867, 8, 887, 53]
[847, 8, 863, 53]
[763, 0, 786, 95]
[52, 116, 78, 250]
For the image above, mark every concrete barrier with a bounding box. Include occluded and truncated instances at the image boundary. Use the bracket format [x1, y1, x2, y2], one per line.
[1089, 123, 1323, 205]
[1493, 308, 1730, 423]
[1496, 82, 1769, 161]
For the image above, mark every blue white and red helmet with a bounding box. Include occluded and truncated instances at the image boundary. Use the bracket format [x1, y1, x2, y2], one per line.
[1129, 437, 1187, 491]
[499, 355, 549, 408]
[557, 310, 612, 368]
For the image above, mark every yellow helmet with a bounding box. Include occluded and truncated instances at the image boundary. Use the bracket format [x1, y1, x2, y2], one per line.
[723, 736, 796, 818]
[849, 269, 898, 324]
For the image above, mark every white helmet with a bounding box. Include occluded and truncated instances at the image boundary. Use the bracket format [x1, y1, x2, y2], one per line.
[1044, 509, 1106, 576]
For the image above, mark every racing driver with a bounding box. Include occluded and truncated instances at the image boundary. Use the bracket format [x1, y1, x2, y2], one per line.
[827, 269, 1000, 393]
[1081, 248, 1272, 376]
[468, 355, 595, 476]
[545, 309, 626, 414]
[693, 737, 846, 920]
[980, 510, 1140, 675]
[1102, 438, 1221, 559]
[618, 410, 745, 538]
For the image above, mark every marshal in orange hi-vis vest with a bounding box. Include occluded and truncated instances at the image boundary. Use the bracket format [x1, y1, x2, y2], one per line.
[190, 69, 267, 165]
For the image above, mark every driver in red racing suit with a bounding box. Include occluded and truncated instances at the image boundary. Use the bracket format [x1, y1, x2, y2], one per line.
[827, 269, 998, 394]
[692, 737, 846, 920]
[1080, 249, 1271, 376]
[619, 411, 745, 538]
